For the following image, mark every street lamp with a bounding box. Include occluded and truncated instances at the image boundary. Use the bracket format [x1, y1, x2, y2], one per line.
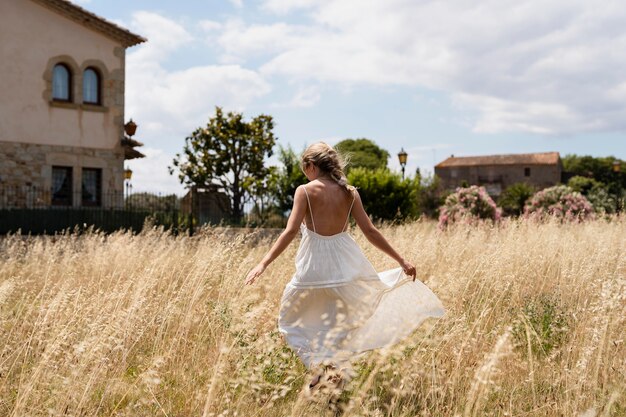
[613, 160, 621, 173]
[398, 148, 408, 180]
[124, 167, 133, 201]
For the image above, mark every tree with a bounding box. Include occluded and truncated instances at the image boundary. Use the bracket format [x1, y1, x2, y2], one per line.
[170, 107, 276, 223]
[499, 182, 536, 216]
[416, 174, 446, 219]
[348, 167, 419, 221]
[273, 145, 308, 213]
[562, 154, 625, 195]
[335, 138, 390, 171]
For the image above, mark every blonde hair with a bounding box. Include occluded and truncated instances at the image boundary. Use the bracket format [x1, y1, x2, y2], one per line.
[301, 142, 350, 191]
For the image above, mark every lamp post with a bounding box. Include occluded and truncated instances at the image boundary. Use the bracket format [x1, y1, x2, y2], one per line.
[124, 167, 133, 204]
[398, 148, 408, 180]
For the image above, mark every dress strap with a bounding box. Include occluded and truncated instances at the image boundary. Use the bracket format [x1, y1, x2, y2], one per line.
[302, 186, 316, 232]
[343, 191, 356, 231]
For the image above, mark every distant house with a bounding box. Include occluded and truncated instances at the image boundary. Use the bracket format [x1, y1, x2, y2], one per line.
[181, 186, 232, 225]
[0, 0, 145, 209]
[435, 152, 562, 197]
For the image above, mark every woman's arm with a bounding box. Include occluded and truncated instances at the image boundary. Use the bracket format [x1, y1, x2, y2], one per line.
[351, 190, 417, 280]
[245, 185, 307, 285]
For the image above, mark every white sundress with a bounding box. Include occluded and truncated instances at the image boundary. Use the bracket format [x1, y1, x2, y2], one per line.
[278, 186, 445, 368]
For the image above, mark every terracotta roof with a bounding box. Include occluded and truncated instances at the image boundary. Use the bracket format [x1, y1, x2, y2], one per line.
[30, 0, 146, 47]
[435, 152, 560, 168]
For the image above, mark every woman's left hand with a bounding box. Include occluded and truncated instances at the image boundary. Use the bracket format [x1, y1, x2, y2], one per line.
[399, 259, 417, 281]
[245, 263, 266, 285]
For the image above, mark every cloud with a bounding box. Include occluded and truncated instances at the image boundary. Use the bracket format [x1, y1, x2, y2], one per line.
[229, 0, 244, 8]
[240, 0, 626, 135]
[125, 12, 271, 143]
[288, 85, 321, 108]
[126, 148, 184, 195]
[127, 11, 194, 63]
[261, 0, 319, 14]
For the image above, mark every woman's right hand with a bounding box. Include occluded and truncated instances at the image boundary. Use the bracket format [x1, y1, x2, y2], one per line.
[399, 259, 417, 281]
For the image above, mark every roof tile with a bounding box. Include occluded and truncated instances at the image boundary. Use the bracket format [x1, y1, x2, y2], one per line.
[435, 152, 560, 168]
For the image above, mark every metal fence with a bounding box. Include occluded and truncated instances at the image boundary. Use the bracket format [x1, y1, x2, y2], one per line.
[0, 186, 286, 235]
[0, 186, 182, 235]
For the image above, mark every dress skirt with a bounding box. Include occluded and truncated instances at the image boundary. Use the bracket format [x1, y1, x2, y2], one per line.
[278, 226, 445, 368]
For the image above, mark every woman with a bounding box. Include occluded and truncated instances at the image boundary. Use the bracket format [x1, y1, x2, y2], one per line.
[245, 142, 444, 387]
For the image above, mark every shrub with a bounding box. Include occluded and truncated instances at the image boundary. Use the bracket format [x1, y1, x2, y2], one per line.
[567, 175, 603, 194]
[585, 187, 617, 215]
[524, 185, 594, 222]
[348, 168, 419, 221]
[438, 185, 501, 228]
[499, 183, 536, 217]
[568, 176, 617, 215]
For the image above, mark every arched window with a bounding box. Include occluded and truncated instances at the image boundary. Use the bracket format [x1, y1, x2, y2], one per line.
[83, 68, 100, 104]
[52, 64, 71, 101]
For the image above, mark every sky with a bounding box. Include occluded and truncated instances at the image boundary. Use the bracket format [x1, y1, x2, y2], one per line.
[71, 0, 626, 195]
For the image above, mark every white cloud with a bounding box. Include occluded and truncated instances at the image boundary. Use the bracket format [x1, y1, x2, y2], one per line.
[229, 0, 244, 8]
[126, 148, 184, 195]
[198, 20, 222, 32]
[243, 0, 626, 135]
[128, 11, 194, 63]
[125, 12, 271, 144]
[288, 85, 321, 108]
[261, 0, 319, 14]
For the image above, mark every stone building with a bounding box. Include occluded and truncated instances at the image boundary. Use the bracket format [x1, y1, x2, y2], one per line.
[435, 152, 562, 197]
[0, 0, 145, 208]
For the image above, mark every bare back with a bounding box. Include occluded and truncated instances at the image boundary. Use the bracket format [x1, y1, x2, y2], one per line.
[302, 179, 355, 236]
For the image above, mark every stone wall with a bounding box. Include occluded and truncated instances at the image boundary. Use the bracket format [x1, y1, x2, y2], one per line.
[0, 141, 124, 208]
[436, 163, 562, 197]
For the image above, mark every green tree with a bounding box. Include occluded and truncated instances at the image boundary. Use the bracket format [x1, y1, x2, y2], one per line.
[274, 145, 307, 212]
[170, 107, 276, 223]
[562, 154, 625, 195]
[335, 138, 390, 171]
[499, 182, 536, 216]
[348, 167, 419, 221]
[415, 175, 447, 219]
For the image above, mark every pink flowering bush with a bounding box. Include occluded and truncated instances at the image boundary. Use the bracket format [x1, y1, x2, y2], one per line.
[438, 185, 502, 228]
[524, 185, 595, 222]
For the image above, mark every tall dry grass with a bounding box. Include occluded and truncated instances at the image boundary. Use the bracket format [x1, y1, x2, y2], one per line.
[0, 219, 624, 416]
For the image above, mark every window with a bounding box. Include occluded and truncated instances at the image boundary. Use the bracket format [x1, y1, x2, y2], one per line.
[82, 168, 102, 206]
[83, 68, 100, 104]
[52, 166, 73, 206]
[524, 167, 531, 177]
[52, 64, 71, 101]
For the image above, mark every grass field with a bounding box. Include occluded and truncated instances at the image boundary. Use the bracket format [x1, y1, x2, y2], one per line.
[0, 219, 624, 416]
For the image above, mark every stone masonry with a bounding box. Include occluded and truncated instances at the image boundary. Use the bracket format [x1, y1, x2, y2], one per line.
[0, 141, 124, 208]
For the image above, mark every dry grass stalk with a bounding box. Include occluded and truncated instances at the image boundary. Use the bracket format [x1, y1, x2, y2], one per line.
[0, 218, 624, 416]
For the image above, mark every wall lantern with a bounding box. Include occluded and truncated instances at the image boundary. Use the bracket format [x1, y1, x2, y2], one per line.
[124, 119, 138, 137]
